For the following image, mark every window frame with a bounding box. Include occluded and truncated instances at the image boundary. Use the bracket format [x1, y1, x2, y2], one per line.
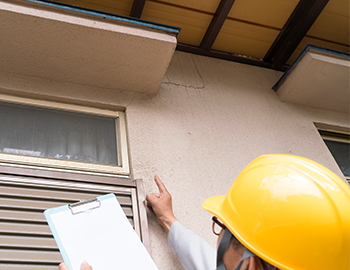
[0, 94, 130, 176]
[317, 125, 350, 184]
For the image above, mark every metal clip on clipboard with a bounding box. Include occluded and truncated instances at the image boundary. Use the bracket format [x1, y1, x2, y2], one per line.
[68, 198, 101, 215]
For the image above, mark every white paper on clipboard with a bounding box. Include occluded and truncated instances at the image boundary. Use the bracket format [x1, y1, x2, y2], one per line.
[44, 193, 158, 270]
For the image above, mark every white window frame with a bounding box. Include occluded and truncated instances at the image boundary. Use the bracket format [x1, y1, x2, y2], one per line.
[0, 94, 129, 176]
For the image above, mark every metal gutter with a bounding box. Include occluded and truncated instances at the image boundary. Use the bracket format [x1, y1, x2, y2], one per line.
[25, 0, 181, 35]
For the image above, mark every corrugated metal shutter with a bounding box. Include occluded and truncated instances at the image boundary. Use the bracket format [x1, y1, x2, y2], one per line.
[0, 173, 140, 269]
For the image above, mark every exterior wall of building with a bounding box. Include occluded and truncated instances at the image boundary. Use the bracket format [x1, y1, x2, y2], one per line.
[126, 51, 349, 269]
[0, 51, 348, 269]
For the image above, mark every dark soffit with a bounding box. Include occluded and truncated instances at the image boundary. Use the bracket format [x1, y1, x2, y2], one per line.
[130, 0, 146, 18]
[199, 0, 236, 51]
[32, 0, 333, 71]
[263, 0, 330, 70]
[156, 0, 329, 71]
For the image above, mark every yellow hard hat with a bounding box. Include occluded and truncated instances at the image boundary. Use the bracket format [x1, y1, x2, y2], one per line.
[203, 154, 350, 270]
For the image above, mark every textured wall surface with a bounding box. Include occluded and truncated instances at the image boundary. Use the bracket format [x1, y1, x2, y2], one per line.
[125, 51, 349, 269]
[0, 50, 348, 269]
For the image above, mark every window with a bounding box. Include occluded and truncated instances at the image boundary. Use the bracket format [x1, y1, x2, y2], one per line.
[0, 94, 129, 176]
[0, 95, 152, 269]
[318, 127, 350, 184]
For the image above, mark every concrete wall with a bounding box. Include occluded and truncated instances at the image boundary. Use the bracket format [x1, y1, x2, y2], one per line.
[0, 51, 348, 269]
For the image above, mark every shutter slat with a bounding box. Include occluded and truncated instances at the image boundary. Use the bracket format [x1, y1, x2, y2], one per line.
[0, 207, 132, 224]
[0, 184, 133, 206]
[0, 223, 52, 235]
[0, 209, 45, 223]
[0, 264, 57, 270]
[0, 197, 133, 216]
[0, 175, 131, 194]
[0, 249, 62, 262]
[0, 197, 71, 211]
[0, 235, 57, 249]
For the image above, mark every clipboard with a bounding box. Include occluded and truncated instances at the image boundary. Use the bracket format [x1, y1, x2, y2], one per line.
[44, 193, 158, 270]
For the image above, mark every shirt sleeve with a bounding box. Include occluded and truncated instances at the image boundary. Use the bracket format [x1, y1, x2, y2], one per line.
[167, 221, 216, 270]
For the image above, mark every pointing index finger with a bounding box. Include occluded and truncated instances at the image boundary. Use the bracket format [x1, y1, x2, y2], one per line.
[154, 175, 168, 194]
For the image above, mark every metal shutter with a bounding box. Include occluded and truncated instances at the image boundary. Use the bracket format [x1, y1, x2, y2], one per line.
[0, 173, 141, 269]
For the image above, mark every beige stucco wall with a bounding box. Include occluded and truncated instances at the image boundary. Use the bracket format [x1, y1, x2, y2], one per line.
[126, 51, 349, 269]
[0, 51, 348, 269]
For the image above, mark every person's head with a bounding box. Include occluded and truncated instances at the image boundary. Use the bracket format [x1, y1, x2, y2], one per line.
[203, 154, 350, 270]
[212, 216, 279, 270]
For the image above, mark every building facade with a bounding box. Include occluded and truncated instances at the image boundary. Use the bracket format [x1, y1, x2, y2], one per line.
[0, 0, 349, 269]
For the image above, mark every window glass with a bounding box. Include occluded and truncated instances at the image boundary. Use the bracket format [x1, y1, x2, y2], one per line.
[323, 139, 350, 177]
[0, 101, 118, 166]
[319, 129, 350, 182]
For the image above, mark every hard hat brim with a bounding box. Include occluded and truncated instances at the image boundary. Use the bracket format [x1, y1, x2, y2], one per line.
[203, 194, 260, 257]
[202, 195, 225, 217]
[202, 194, 244, 239]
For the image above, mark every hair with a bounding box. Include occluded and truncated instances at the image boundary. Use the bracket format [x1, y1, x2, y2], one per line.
[230, 236, 281, 270]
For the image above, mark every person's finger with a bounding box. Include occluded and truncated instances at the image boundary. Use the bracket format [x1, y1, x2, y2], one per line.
[154, 175, 168, 194]
[58, 262, 69, 270]
[146, 199, 154, 212]
[81, 261, 92, 270]
[146, 193, 157, 203]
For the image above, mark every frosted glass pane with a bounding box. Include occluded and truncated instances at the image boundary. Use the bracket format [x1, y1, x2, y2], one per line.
[324, 140, 350, 177]
[0, 101, 118, 166]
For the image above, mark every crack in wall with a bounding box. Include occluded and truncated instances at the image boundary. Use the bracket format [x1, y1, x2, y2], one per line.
[162, 53, 205, 90]
[191, 54, 205, 88]
[161, 81, 205, 89]
[126, 92, 136, 107]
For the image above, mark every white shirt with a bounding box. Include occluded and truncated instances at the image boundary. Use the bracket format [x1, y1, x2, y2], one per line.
[167, 221, 216, 270]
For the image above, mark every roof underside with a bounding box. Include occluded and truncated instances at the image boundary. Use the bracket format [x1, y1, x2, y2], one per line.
[49, 0, 349, 70]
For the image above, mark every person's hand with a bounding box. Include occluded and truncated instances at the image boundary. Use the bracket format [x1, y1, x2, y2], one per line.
[146, 175, 177, 232]
[59, 261, 92, 270]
